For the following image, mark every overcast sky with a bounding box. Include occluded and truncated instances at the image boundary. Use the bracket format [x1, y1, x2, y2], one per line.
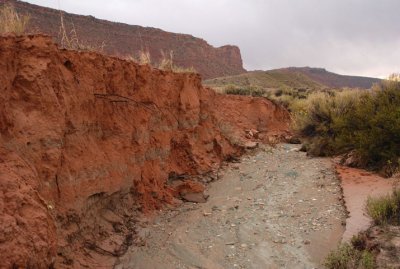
[25, 0, 400, 78]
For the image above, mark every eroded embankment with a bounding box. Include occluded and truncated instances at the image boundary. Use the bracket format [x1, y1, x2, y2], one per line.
[0, 35, 289, 268]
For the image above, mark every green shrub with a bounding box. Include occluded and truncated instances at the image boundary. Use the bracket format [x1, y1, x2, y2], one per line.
[360, 251, 375, 269]
[293, 82, 400, 175]
[367, 189, 400, 225]
[224, 85, 265, 97]
[324, 243, 355, 269]
[324, 242, 375, 269]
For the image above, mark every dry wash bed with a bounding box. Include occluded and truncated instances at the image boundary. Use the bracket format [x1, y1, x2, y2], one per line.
[117, 144, 347, 269]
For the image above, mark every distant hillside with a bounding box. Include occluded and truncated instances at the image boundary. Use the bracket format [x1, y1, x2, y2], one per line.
[1, 0, 246, 79]
[276, 67, 381, 89]
[204, 67, 381, 91]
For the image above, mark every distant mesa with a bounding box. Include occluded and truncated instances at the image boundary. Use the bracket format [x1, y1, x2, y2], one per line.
[2, 0, 246, 79]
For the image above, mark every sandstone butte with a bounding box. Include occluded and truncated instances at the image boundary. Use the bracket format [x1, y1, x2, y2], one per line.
[0, 35, 290, 268]
[0, 0, 246, 79]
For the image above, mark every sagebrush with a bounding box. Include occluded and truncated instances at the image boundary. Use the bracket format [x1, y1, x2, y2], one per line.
[224, 84, 265, 97]
[293, 81, 400, 175]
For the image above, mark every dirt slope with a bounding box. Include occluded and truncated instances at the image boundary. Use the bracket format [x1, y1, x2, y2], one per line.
[0, 0, 246, 79]
[0, 34, 289, 268]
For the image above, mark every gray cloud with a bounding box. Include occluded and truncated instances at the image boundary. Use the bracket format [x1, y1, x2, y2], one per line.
[25, 0, 400, 77]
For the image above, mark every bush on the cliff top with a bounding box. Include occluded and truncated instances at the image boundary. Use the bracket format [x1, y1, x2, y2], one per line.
[224, 84, 265, 97]
[0, 3, 30, 34]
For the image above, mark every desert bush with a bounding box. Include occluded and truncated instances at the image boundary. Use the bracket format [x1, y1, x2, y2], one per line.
[262, 87, 314, 109]
[367, 188, 400, 225]
[335, 82, 400, 174]
[276, 94, 296, 108]
[388, 73, 400, 82]
[324, 242, 375, 269]
[224, 85, 265, 97]
[293, 82, 400, 174]
[292, 90, 364, 155]
[0, 4, 30, 34]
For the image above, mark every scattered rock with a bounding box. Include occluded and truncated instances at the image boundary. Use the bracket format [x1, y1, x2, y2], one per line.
[232, 163, 240, 170]
[299, 144, 308, 152]
[244, 141, 259, 149]
[245, 129, 259, 139]
[287, 136, 301, 144]
[182, 192, 209, 203]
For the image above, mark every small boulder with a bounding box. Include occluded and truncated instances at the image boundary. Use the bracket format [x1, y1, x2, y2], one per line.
[244, 141, 258, 149]
[182, 192, 209, 203]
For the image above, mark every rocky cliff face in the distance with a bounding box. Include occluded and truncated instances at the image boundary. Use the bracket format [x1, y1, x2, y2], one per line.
[1, 0, 246, 79]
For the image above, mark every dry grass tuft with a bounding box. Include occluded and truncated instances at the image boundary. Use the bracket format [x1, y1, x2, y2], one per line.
[128, 49, 196, 73]
[59, 12, 105, 52]
[138, 50, 151, 65]
[0, 3, 30, 34]
[158, 50, 196, 73]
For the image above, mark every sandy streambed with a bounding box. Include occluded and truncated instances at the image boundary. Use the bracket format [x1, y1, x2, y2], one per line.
[117, 144, 347, 268]
[336, 165, 394, 241]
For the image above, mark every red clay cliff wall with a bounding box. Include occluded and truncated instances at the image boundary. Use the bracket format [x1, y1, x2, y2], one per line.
[0, 35, 289, 268]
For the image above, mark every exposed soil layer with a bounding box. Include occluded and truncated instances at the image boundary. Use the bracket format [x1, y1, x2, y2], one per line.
[0, 35, 289, 268]
[118, 144, 347, 268]
[336, 165, 394, 241]
[1, 0, 246, 79]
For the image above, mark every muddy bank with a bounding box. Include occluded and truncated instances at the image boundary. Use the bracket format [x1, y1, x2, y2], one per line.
[336, 165, 394, 241]
[0, 35, 289, 268]
[118, 144, 347, 268]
